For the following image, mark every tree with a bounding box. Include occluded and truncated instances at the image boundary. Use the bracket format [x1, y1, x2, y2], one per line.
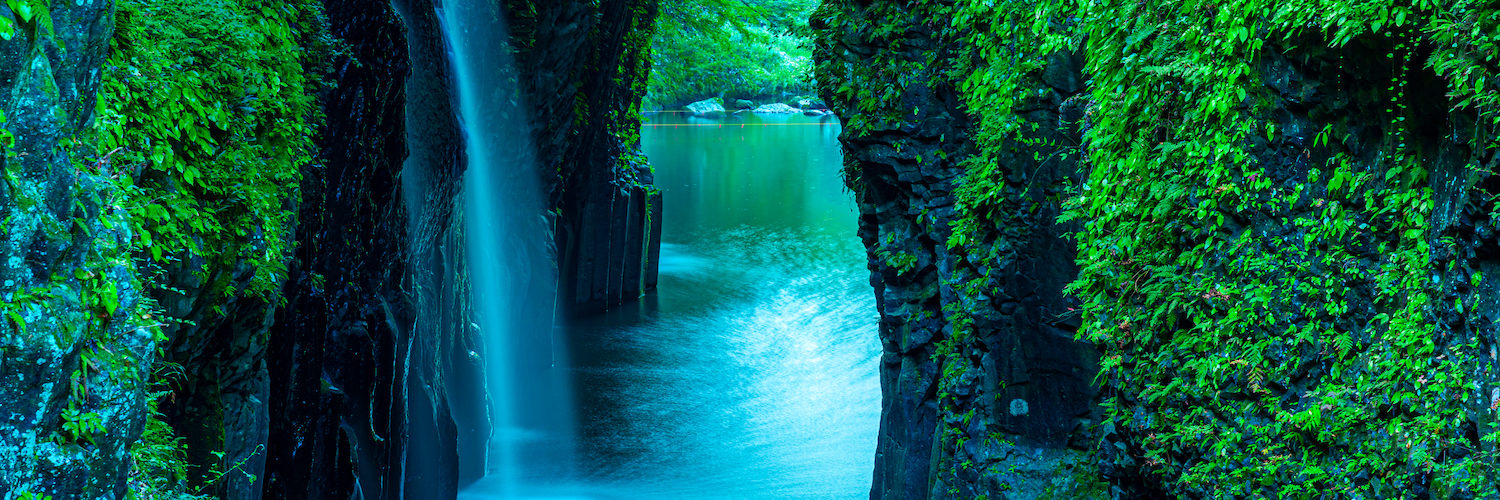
[647, 0, 818, 107]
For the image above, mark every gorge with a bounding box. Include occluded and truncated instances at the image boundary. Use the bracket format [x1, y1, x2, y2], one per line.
[2, 0, 1500, 499]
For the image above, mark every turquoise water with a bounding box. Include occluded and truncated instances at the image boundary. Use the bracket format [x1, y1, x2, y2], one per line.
[463, 112, 878, 499]
[571, 113, 879, 499]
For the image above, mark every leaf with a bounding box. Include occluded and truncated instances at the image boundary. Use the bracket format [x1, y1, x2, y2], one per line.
[5, 310, 24, 334]
[1328, 172, 1345, 192]
[99, 280, 119, 316]
[11, 0, 33, 23]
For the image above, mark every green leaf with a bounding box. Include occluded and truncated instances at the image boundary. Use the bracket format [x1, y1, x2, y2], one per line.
[100, 280, 119, 316]
[5, 310, 24, 334]
[11, 0, 33, 23]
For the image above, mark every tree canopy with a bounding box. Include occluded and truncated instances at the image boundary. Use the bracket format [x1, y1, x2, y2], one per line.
[647, 0, 818, 108]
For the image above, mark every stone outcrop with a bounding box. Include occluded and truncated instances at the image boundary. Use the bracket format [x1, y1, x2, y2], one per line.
[686, 97, 727, 118]
[505, 0, 663, 315]
[0, 1, 157, 498]
[753, 103, 800, 114]
[261, 0, 433, 499]
[813, 2, 1099, 498]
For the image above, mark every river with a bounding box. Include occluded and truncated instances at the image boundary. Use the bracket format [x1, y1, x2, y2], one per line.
[576, 112, 879, 499]
[462, 112, 879, 499]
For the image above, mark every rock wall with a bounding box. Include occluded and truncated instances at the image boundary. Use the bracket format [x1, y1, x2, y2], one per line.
[0, 0, 664, 497]
[390, 0, 488, 496]
[813, 2, 1099, 498]
[506, 0, 664, 315]
[262, 0, 423, 499]
[1075, 26, 1500, 498]
[263, 0, 666, 496]
[0, 1, 156, 498]
[818, 1, 1500, 498]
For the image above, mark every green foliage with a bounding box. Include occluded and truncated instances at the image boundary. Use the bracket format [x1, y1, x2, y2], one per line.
[94, 0, 329, 302]
[0, 0, 53, 41]
[821, 0, 1500, 495]
[126, 362, 259, 499]
[940, 0, 1499, 495]
[86, 0, 329, 495]
[128, 395, 199, 499]
[648, 0, 818, 106]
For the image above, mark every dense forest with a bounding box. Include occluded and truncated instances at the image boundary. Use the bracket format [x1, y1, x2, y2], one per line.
[647, 0, 818, 107]
[1, 0, 1499, 498]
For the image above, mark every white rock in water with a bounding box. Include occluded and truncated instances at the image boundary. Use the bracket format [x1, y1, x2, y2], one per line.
[685, 98, 726, 117]
[753, 103, 800, 114]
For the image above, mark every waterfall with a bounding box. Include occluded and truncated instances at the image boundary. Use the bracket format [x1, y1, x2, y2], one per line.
[437, 1, 574, 497]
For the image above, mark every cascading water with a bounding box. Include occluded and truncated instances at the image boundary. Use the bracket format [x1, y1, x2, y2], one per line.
[430, 4, 879, 498]
[437, 2, 574, 497]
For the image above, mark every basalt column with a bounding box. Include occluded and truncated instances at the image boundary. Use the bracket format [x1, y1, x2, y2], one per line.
[262, 1, 419, 499]
[503, 0, 663, 315]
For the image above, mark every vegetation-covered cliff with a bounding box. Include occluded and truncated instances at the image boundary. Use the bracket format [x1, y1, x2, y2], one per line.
[0, 0, 661, 498]
[818, 0, 1500, 498]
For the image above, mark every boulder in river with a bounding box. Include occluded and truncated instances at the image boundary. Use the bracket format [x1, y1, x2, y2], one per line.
[797, 97, 829, 110]
[686, 98, 726, 118]
[753, 103, 800, 114]
[734, 98, 755, 109]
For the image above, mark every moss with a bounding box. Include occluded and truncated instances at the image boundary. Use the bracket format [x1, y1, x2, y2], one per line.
[820, 0, 1500, 496]
[80, 0, 331, 495]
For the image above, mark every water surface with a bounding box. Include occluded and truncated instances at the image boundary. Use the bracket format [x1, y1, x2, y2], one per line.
[466, 112, 879, 499]
[576, 112, 878, 499]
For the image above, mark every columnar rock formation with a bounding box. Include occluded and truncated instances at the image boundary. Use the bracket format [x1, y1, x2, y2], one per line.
[264, 1, 426, 498]
[506, 0, 664, 314]
[813, 2, 1099, 498]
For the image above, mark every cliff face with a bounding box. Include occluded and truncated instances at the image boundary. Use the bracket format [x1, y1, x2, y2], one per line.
[814, 2, 1099, 498]
[506, 0, 663, 314]
[262, 1, 420, 498]
[818, 0, 1500, 498]
[0, 2, 152, 497]
[2, 0, 662, 498]
[1076, 27, 1500, 498]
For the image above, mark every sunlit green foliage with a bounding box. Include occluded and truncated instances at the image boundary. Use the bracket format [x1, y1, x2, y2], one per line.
[648, 0, 818, 107]
[88, 0, 329, 495]
[820, 0, 1500, 495]
[95, 0, 329, 301]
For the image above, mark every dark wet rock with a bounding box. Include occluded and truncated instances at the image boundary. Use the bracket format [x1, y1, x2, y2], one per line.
[259, 1, 438, 499]
[814, 3, 1099, 499]
[734, 98, 755, 109]
[506, 0, 662, 315]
